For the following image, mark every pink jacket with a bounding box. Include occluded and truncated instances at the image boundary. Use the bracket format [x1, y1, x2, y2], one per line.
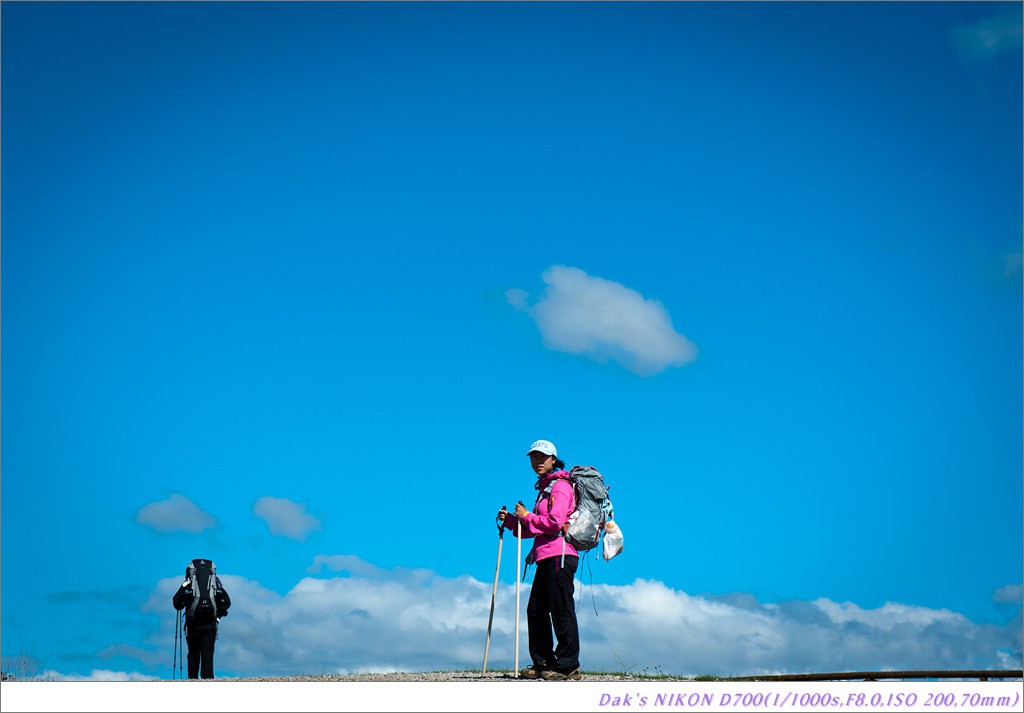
[503, 470, 578, 562]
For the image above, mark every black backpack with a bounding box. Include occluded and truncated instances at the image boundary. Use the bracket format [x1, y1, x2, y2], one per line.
[185, 559, 225, 625]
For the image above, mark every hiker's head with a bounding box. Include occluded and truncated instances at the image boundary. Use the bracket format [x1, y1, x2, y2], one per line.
[527, 439, 564, 474]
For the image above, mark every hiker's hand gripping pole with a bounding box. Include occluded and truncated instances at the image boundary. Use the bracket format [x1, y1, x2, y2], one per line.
[482, 506, 506, 675]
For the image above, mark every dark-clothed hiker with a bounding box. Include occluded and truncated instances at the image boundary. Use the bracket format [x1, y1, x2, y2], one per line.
[172, 558, 231, 679]
[498, 439, 582, 681]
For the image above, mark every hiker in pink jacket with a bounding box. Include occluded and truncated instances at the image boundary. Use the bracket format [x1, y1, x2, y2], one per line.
[498, 439, 581, 681]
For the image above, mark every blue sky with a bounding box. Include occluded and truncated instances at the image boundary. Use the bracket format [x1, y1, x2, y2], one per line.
[1, 1, 1021, 683]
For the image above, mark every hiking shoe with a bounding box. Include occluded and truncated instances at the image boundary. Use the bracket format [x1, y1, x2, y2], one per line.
[519, 664, 548, 679]
[540, 668, 582, 681]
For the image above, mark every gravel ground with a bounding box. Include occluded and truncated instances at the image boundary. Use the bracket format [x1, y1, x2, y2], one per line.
[207, 671, 683, 683]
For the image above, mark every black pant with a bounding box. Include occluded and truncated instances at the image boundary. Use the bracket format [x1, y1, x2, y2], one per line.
[527, 555, 580, 672]
[185, 623, 218, 679]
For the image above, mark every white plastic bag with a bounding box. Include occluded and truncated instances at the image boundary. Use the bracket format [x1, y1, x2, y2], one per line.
[602, 521, 624, 561]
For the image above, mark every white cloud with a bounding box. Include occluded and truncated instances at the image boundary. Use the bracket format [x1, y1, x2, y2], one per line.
[308, 554, 388, 578]
[505, 287, 529, 311]
[135, 494, 215, 534]
[135, 558, 1020, 678]
[813, 598, 965, 631]
[994, 584, 1023, 605]
[38, 669, 158, 681]
[507, 266, 697, 377]
[949, 10, 1023, 63]
[253, 496, 322, 541]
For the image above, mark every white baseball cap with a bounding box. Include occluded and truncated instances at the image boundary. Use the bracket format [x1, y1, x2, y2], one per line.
[526, 439, 557, 457]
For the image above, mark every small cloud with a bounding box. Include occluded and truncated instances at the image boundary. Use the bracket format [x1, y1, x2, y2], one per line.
[993, 584, 1023, 605]
[253, 496, 322, 542]
[505, 288, 529, 311]
[949, 10, 1022, 63]
[1002, 252, 1022, 279]
[507, 265, 697, 376]
[135, 494, 215, 534]
[308, 554, 387, 578]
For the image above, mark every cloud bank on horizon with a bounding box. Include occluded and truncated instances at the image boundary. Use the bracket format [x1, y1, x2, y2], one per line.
[507, 266, 698, 377]
[28, 556, 1020, 681]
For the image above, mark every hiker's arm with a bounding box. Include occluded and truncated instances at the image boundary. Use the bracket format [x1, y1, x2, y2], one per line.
[501, 509, 537, 538]
[217, 578, 231, 612]
[517, 481, 573, 535]
[499, 512, 532, 532]
[172, 583, 190, 611]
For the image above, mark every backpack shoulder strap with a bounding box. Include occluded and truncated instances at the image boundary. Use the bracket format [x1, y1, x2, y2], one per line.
[186, 563, 200, 618]
[542, 474, 575, 508]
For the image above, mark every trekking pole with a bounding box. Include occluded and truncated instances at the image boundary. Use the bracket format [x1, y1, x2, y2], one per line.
[176, 609, 184, 679]
[481, 506, 505, 675]
[172, 610, 179, 679]
[178, 610, 185, 679]
[514, 500, 523, 679]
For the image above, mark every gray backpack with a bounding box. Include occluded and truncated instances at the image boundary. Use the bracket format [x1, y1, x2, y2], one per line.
[563, 465, 614, 552]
